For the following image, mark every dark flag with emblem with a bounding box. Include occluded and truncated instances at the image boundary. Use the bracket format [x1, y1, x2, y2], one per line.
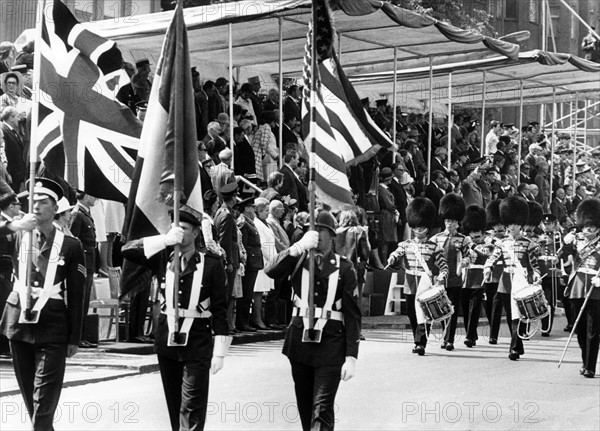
[120, 3, 202, 299]
[36, 0, 141, 202]
[302, 0, 393, 208]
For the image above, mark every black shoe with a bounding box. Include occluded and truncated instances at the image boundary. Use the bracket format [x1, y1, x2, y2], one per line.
[473, 340, 477, 346]
[564, 325, 573, 332]
[488, 338, 497, 345]
[414, 345, 425, 356]
[360, 334, 366, 341]
[516, 347, 525, 355]
[412, 346, 419, 354]
[541, 332, 550, 337]
[580, 367, 586, 375]
[582, 370, 595, 378]
[440, 341, 448, 349]
[445, 342, 454, 351]
[237, 325, 257, 333]
[508, 350, 520, 361]
[464, 339, 474, 348]
[79, 340, 97, 348]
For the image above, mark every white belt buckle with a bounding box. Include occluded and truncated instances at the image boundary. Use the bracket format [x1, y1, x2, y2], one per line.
[19, 308, 39, 324]
[302, 328, 322, 343]
[168, 331, 189, 346]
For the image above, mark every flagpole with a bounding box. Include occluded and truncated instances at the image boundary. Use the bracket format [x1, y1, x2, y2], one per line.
[427, 56, 433, 185]
[229, 23, 234, 170]
[23, 0, 46, 321]
[278, 16, 283, 167]
[307, 1, 318, 336]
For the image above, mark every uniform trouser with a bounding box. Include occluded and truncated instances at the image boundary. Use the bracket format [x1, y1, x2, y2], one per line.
[265, 277, 283, 326]
[129, 283, 150, 340]
[0, 273, 12, 353]
[510, 319, 524, 354]
[10, 340, 67, 431]
[158, 354, 211, 431]
[442, 286, 461, 344]
[81, 271, 94, 340]
[461, 288, 483, 341]
[570, 298, 600, 374]
[483, 282, 498, 327]
[290, 360, 341, 431]
[226, 270, 236, 329]
[541, 277, 557, 334]
[560, 277, 573, 325]
[236, 270, 257, 328]
[490, 292, 513, 340]
[405, 294, 431, 348]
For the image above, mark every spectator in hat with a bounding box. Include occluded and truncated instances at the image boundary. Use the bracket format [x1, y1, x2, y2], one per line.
[283, 85, 302, 129]
[203, 80, 223, 123]
[216, 113, 231, 142]
[0, 42, 16, 76]
[485, 120, 501, 155]
[247, 76, 263, 120]
[377, 167, 398, 262]
[132, 58, 151, 102]
[236, 83, 257, 125]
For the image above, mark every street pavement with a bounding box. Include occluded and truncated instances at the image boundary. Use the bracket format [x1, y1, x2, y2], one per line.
[1, 315, 598, 430]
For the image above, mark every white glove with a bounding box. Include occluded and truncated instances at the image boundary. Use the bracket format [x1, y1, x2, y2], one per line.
[164, 226, 184, 246]
[532, 272, 542, 284]
[340, 356, 356, 381]
[461, 258, 471, 268]
[210, 356, 224, 375]
[436, 274, 446, 285]
[563, 232, 575, 245]
[592, 276, 600, 288]
[290, 231, 319, 256]
[483, 267, 492, 281]
[387, 252, 400, 266]
[10, 213, 36, 231]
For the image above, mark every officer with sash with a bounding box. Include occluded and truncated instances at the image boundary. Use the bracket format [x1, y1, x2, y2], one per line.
[0, 178, 86, 431]
[560, 199, 600, 378]
[537, 213, 563, 336]
[121, 205, 231, 430]
[265, 210, 361, 431]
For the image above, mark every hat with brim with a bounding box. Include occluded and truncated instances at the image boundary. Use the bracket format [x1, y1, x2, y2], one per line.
[248, 76, 260, 85]
[542, 213, 557, 223]
[56, 197, 75, 214]
[400, 172, 414, 186]
[169, 205, 202, 227]
[1, 71, 23, 94]
[218, 180, 238, 198]
[304, 210, 337, 236]
[378, 167, 393, 182]
[237, 195, 256, 210]
[135, 58, 150, 68]
[25, 178, 63, 202]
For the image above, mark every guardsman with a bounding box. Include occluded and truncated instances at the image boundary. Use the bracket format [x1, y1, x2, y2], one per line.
[431, 193, 470, 351]
[0, 192, 21, 355]
[484, 196, 542, 361]
[121, 205, 231, 430]
[387, 198, 448, 356]
[560, 199, 600, 378]
[265, 210, 361, 431]
[537, 213, 562, 336]
[484, 199, 508, 344]
[69, 189, 97, 348]
[0, 178, 86, 431]
[460, 205, 489, 348]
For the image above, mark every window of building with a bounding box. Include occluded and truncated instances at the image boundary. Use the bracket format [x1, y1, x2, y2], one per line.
[528, 0, 539, 24]
[505, 0, 517, 20]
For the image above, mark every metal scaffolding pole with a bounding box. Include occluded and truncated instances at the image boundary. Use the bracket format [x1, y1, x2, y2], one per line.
[481, 70, 486, 156]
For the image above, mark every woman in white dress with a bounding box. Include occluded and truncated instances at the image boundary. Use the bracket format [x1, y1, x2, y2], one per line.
[201, 190, 224, 257]
[252, 197, 276, 329]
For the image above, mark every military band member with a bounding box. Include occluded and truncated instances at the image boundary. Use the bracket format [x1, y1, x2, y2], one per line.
[387, 198, 448, 356]
[560, 199, 600, 378]
[265, 210, 361, 431]
[484, 196, 542, 361]
[523, 201, 544, 242]
[484, 199, 506, 344]
[0, 178, 86, 430]
[121, 206, 231, 430]
[460, 205, 489, 348]
[431, 193, 469, 351]
[538, 213, 562, 336]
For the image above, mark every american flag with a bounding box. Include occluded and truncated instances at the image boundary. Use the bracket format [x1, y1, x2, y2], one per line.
[36, 0, 141, 202]
[302, 0, 393, 208]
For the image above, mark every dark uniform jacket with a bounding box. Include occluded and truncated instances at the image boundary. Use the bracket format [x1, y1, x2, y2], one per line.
[240, 216, 263, 272]
[70, 203, 96, 273]
[265, 248, 361, 368]
[121, 241, 228, 360]
[0, 213, 17, 273]
[214, 204, 240, 269]
[0, 227, 86, 345]
[561, 235, 600, 300]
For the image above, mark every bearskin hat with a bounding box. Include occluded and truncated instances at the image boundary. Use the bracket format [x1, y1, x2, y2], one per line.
[485, 199, 503, 229]
[407, 197, 436, 229]
[462, 205, 487, 235]
[500, 196, 529, 226]
[439, 193, 466, 222]
[576, 198, 600, 229]
[526, 201, 544, 227]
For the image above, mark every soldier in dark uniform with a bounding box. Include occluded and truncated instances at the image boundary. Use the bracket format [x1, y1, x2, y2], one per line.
[560, 199, 600, 378]
[0, 178, 86, 431]
[0, 193, 21, 355]
[69, 189, 97, 348]
[537, 213, 563, 336]
[265, 211, 361, 431]
[431, 193, 470, 351]
[121, 205, 231, 429]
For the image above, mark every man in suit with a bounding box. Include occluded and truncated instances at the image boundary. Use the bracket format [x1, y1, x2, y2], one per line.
[265, 211, 361, 430]
[279, 150, 308, 212]
[0, 178, 85, 430]
[0, 192, 20, 355]
[389, 163, 408, 241]
[1, 107, 26, 192]
[214, 182, 240, 332]
[121, 205, 231, 430]
[425, 170, 446, 230]
[116, 62, 140, 115]
[282, 114, 298, 150]
[247, 76, 264, 121]
[283, 85, 301, 129]
[260, 172, 284, 202]
[430, 147, 449, 175]
[69, 190, 98, 348]
[232, 127, 256, 178]
[211, 148, 236, 193]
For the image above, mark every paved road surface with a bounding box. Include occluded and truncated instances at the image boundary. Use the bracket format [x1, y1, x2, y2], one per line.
[1, 320, 598, 430]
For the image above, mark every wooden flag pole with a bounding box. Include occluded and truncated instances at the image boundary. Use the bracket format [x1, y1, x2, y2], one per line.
[23, 0, 46, 322]
[307, 0, 318, 338]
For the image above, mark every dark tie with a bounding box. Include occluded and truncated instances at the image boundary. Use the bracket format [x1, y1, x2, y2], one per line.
[315, 253, 324, 269]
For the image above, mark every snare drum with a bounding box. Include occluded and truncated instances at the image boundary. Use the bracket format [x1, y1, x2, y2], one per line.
[513, 284, 549, 321]
[417, 287, 454, 322]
